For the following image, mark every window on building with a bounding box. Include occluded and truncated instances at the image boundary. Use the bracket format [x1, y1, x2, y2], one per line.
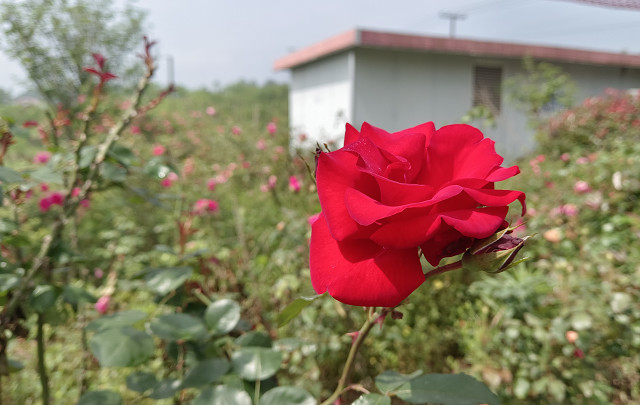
[473, 66, 502, 115]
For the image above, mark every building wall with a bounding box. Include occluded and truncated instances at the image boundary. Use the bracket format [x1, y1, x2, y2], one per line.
[288, 47, 640, 162]
[288, 51, 354, 150]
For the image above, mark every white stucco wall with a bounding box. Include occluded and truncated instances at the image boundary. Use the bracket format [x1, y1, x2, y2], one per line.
[287, 47, 640, 162]
[288, 52, 354, 150]
[351, 49, 533, 163]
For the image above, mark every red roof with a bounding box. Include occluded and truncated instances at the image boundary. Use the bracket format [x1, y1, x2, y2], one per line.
[274, 28, 640, 70]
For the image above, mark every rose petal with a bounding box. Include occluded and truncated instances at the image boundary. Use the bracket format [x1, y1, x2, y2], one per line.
[316, 150, 379, 240]
[310, 213, 424, 307]
[368, 205, 508, 249]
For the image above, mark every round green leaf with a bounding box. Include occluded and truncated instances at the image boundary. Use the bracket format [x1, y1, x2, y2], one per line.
[29, 284, 58, 313]
[231, 347, 282, 381]
[181, 358, 230, 388]
[149, 313, 207, 342]
[191, 385, 252, 405]
[89, 326, 154, 367]
[236, 331, 272, 348]
[375, 370, 424, 394]
[352, 393, 392, 405]
[76, 390, 123, 405]
[145, 267, 193, 295]
[0, 166, 23, 183]
[0, 274, 19, 294]
[86, 310, 147, 332]
[393, 373, 500, 405]
[126, 371, 158, 393]
[148, 378, 181, 399]
[260, 386, 315, 405]
[204, 299, 241, 335]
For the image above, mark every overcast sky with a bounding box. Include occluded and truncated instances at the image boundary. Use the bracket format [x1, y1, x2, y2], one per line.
[1, 0, 639, 93]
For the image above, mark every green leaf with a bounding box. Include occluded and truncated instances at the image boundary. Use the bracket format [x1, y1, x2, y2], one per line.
[260, 386, 315, 405]
[375, 370, 423, 395]
[86, 310, 147, 332]
[191, 385, 252, 405]
[108, 144, 138, 167]
[145, 267, 193, 295]
[126, 371, 158, 393]
[89, 326, 154, 367]
[29, 284, 58, 313]
[236, 331, 272, 348]
[149, 313, 207, 342]
[231, 347, 282, 381]
[100, 161, 127, 182]
[0, 274, 19, 294]
[29, 166, 63, 184]
[277, 294, 325, 328]
[63, 285, 97, 311]
[0, 166, 23, 183]
[148, 378, 181, 399]
[76, 390, 123, 405]
[0, 218, 18, 233]
[393, 373, 500, 405]
[78, 146, 97, 169]
[204, 298, 241, 335]
[181, 358, 230, 388]
[7, 358, 24, 373]
[352, 393, 392, 405]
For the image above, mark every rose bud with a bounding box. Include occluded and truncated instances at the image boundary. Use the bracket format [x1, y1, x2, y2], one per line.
[462, 227, 530, 274]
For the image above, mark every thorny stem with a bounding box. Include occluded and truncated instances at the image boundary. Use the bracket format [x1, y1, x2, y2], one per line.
[319, 261, 463, 404]
[320, 307, 390, 405]
[0, 45, 171, 324]
[424, 260, 463, 280]
[36, 314, 50, 405]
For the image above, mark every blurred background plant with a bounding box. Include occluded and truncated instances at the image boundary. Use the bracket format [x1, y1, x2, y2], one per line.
[0, 1, 639, 404]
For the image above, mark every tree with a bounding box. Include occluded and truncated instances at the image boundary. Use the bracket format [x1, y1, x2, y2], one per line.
[505, 56, 576, 128]
[0, 0, 147, 108]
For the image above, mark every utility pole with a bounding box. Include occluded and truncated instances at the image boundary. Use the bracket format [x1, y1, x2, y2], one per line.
[167, 55, 175, 85]
[439, 11, 467, 38]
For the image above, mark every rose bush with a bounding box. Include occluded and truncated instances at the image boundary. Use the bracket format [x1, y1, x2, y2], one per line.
[310, 122, 525, 307]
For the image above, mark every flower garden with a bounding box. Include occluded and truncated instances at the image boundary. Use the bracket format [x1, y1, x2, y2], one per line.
[0, 28, 639, 405]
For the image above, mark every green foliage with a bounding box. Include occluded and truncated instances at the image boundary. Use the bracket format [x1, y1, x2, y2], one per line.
[505, 56, 576, 127]
[0, 0, 147, 107]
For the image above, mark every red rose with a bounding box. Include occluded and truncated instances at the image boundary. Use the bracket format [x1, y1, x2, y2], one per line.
[310, 122, 525, 307]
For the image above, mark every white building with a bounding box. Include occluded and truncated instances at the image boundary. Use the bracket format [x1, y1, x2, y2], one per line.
[274, 28, 640, 161]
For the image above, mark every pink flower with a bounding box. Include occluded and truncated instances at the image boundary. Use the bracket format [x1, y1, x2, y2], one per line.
[207, 178, 216, 191]
[40, 183, 49, 192]
[49, 192, 64, 205]
[193, 198, 219, 215]
[95, 295, 110, 314]
[94, 268, 104, 279]
[268, 175, 277, 188]
[576, 157, 589, 165]
[33, 151, 51, 164]
[573, 180, 591, 194]
[131, 125, 141, 134]
[23, 120, 39, 128]
[161, 172, 179, 188]
[560, 153, 570, 162]
[39, 197, 53, 212]
[256, 139, 266, 150]
[206, 106, 216, 116]
[232, 126, 242, 135]
[267, 122, 277, 135]
[565, 330, 579, 344]
[563, 203, 578, 217]
[152, 144, 166, 156]
[80, 199, 91, 208]
[72, 187, 81, 198]
[288, 175, 301, 192]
